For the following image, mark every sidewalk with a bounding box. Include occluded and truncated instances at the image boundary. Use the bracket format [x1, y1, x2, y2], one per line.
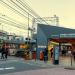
[0, 56, 75, 75]
[24, 56, 75, 68]
[0, 55, 75, 68]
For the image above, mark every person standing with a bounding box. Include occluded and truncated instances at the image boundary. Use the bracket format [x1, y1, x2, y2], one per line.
[50, 48, 53, 58]
[72, 50, 75, 61]
[43, 48, 48, 62]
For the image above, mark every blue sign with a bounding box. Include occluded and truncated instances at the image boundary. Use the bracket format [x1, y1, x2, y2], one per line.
[53, 45, 59, 64]
[54, 45, 59, 60]
[54, 46, 59, 60]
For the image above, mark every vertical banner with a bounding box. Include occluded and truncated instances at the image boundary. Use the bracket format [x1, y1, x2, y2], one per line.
[53, 45, 59, 65]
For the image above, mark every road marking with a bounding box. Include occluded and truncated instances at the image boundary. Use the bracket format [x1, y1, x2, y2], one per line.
[5, 67, 15, 70]
[0, 68, 4, 70]
[0, 67, 15, 71]
[0, 60, 18, 64]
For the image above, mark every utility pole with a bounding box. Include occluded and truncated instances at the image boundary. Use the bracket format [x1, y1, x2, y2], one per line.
[28, 13, 29, 40]
[31, 18, 35, 38]
[54, 15, 59, 26]
[27, 13, 32, 59]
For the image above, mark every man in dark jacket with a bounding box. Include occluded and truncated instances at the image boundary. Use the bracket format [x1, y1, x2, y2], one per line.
[43, 48, 48, 62]
[5, 47, 9, 59]
[1, 45, 5, 59]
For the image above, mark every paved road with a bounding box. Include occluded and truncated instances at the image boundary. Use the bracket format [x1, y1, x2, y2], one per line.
[0, 57, 47, 75]
[0, 56, 75, 75]
[2, 68, 75, 75]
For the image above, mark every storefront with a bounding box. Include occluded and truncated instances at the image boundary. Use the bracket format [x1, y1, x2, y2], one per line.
[34, 24, 75, 59]
[49, 34, 75, 56]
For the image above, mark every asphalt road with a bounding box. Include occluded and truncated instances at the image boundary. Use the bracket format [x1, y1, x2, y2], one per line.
[0, 56, 75, 75]
[0, 57, 49, 75]
[2, 67, 75, 75]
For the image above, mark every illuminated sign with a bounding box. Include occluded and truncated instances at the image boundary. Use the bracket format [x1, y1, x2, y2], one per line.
[51, 34, 59, 38]
[54, 46, 59, 60]
[38, 45, 46, 48]
[60, 34, 75, 38]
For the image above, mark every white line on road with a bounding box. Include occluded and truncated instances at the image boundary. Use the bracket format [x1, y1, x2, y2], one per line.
[0, 60, 18, 64]
[0, 67, 15, 71]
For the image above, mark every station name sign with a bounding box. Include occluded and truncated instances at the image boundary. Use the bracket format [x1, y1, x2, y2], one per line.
[60, 34, 75, 38]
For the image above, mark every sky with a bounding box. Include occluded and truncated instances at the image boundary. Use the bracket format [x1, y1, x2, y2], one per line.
[27, 0, 75, 28]
[0, 0, 75, 37]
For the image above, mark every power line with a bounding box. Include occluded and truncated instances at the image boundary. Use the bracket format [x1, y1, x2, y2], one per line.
[0, 0, 32, 20]
[0, 13, 28, 26]
[0, 0, 48, 27]
[0, 16, 28, 30]
[16, 0, 49, 24]
[10, 0, 48, 24]
[10, 0, 36, 18]
[0, 0, 43, 28]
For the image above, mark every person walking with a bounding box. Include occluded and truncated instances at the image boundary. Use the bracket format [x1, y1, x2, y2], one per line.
[1, 44, 9, 59]
[5, 44, 9, 59]
[1, 44, 5, 59]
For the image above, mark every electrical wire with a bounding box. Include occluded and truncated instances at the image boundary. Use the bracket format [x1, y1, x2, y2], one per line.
[0, 0, 32, 21]
[10, 0, 45, 23]
[16, 0, 49, 24]
[0, 16, 28, 30]
[0, 13, 28, 26]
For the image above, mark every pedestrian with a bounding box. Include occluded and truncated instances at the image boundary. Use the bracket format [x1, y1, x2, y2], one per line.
[50, 48, 53, 58]
[43, 48, 48, 62]
[1, 44, 5, 59]
[72, 50, 75, 61]
[5, 44, 9, 59]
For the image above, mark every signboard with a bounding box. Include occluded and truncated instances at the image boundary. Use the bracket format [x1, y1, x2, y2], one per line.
[60, 34, 75, 38]
[54, 46, 59, 60]
[51, 33, 75, 38]
[51, 34, 59, 38]
[53, 45, 59, 64]
[38, 45, 46, 48]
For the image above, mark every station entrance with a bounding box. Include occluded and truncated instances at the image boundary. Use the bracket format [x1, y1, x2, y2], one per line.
[48, 38, 75, 65]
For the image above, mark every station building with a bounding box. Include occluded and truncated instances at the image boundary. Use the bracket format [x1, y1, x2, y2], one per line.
[35, 24, 75, 59]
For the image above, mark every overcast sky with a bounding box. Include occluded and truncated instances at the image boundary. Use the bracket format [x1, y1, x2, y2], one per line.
[27, 0, 75, 28]
[0, 0, 75, 37]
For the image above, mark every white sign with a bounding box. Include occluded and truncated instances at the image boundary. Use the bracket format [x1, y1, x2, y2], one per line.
[38, 45, 46, 48]
[54, 46, 59, 60]
[60, 33, 75, 38]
